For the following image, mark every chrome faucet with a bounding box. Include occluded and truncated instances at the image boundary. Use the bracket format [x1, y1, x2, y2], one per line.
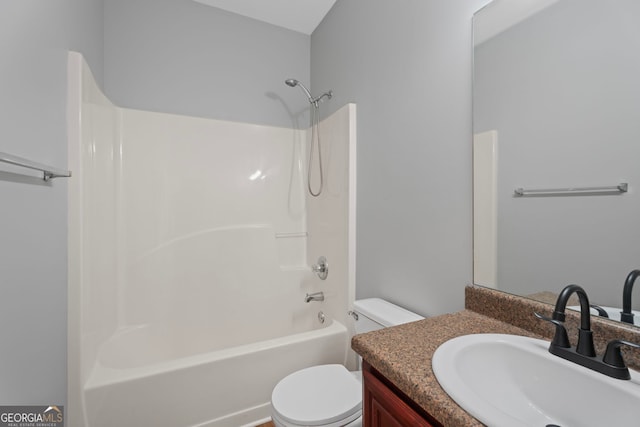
[536, 284, 640, 380]
[305, 291, 325, 303]
[621, 269, 640, 324]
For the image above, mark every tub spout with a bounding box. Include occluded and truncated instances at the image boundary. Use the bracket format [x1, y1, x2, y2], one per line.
[305, 292, 325, 303]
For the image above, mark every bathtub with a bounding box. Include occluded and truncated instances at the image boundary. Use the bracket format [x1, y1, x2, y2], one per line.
[84, 318, 348, 427]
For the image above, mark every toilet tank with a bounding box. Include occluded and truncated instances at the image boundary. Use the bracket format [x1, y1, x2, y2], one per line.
[353, 298, 424, 334]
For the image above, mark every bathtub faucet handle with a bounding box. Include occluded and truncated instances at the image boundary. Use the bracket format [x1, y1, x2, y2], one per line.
[305, 291, 325, 303]
[312, 256, 328, 280]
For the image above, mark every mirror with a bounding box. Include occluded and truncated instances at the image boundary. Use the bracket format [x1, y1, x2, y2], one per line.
[472, 0, 640, 325]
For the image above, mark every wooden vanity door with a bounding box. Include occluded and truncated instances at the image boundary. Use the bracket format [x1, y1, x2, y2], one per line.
[363, 365, 436, 427]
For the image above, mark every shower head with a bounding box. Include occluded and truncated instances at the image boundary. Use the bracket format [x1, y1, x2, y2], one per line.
[284, 78, 314, 104]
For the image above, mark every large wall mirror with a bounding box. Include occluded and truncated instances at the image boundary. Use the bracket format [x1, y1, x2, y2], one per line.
[472, 0, 640, 326]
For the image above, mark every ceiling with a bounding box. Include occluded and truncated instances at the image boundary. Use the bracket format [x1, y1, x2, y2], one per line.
[193, 0, 559, 41]
[474, 0, 560, 45]
[192, 0, 337, 35]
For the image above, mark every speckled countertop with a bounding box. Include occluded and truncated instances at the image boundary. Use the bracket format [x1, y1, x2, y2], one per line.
[351, 285, 640, 427]
[352, 310, 541, 426]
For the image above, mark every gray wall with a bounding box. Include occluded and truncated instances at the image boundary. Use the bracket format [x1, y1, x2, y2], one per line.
[69, 0, 105, 85]
[312, 0, 489, 317]
[474, 0, 640, 306]
[0, 0, 103, 408]
[104, 0, 311, 128]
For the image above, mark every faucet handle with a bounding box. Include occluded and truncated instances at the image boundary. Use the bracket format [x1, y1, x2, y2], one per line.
[603, 340, 640, 368]
[590, 304, 610, 318]
[311, 256, 328, 280]
[534, 312, 571, 348]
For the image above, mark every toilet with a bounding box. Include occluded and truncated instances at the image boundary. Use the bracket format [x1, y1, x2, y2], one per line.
[270, 298, 424, 427]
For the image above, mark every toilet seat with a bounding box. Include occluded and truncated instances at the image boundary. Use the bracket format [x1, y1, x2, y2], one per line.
[271, 364, 362, 427]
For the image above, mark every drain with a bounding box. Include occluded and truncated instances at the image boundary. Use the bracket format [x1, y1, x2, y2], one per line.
[318, 311, 326, 324]
[546, 424, 562, 427]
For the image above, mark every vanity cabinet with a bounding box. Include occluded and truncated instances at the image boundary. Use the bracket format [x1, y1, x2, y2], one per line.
[362, 361, 443, 427]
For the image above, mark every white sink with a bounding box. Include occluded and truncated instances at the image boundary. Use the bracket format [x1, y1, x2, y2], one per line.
[432, 334, 640, 427]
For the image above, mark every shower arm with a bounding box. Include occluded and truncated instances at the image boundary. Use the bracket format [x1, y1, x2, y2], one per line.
[311, 91, 333, 106]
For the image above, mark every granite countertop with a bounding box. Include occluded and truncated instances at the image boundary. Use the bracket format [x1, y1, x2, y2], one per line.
[351, 309, 543, 427]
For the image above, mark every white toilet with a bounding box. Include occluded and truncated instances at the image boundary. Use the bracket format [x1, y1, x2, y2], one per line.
[270, 298, 424, 427]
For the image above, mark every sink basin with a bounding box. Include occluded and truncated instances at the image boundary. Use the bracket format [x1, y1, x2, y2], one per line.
[432, 334, 640, 427]
[567, 305, 640, 325]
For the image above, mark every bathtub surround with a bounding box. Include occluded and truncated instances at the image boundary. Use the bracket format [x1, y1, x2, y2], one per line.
[68, 53, 356, 426]
[306, 103, 358, 369]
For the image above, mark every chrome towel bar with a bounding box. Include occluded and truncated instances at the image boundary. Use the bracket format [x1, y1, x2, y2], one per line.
[0, 151, 71, 181]
[514, 183, 628, 197]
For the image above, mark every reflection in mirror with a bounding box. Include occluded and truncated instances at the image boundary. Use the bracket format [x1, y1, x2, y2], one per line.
[472, 0, 640, 326]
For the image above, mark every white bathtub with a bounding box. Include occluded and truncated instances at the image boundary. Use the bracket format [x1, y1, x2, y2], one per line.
[84, 318, 348, 427]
